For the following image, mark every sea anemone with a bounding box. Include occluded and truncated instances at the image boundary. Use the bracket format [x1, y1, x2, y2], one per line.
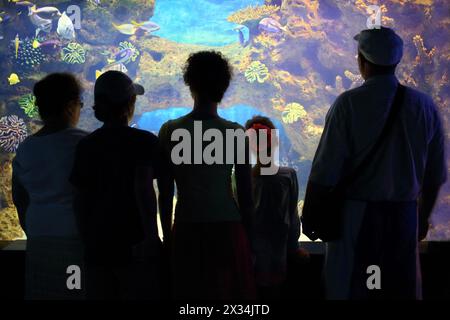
[18, 94, 38, 119]
[118, 41, 140, 64]
[281, 102, 307, 124]
[0, 115, 28, 153]
[12, 38, 44, 69]
[61, 42, 86, 64]
[244, 61, 269, 83]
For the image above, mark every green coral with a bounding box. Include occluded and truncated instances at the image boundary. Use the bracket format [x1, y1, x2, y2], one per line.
[61, 42, 86, 64]
[18, 94, 38, 118]
[281, 102, 307, 124]
[119, 41, 140, 63]
[245, 61, 269, 83]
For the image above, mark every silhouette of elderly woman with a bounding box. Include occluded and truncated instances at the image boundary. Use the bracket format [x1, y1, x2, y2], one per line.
[12, 73, 87, 299]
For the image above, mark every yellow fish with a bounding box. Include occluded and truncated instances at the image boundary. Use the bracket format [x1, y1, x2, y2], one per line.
[8, 73, 20, 85]
[112, 22, 138, 35]
[95, 70, 103, 79]
[12, 33, 20, 59]
[32, 38, 40, 49]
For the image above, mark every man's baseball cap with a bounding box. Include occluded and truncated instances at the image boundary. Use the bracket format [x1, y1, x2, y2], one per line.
[94, 71, 144, 106]
[354, 27, 403, 66]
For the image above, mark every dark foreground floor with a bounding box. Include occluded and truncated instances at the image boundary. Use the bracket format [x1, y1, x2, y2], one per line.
[1, 241, 449, 300]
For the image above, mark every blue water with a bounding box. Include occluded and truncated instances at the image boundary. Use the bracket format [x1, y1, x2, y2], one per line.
[150, 0, 262, 46]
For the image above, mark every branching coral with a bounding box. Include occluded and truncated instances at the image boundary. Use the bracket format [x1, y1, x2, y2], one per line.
[244, 61, 270, 83]
[325, 75, 345, 96]
[354, 1, 394, 27]
[0, 115, 27, 153]
[344, 70, 363, 89]
[61, 42, 86, 64]
[282, 0, 324, 40]
[303, 120, 323, 136]
[228, 5, 280, 25]
[413, 35, 436, 64]
[18, 94, 38, 119]
[285, 15, 325, 40]
[254, 33, 280, 49]
[271, 96, 285, 111]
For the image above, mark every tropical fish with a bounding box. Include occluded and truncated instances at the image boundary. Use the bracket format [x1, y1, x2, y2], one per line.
[8, 73, 20, 85]
[96, 63, 128, 79]
[57, 12, 75, 40]
[107, 47, 136, 65]
[11, 33, 21, 58]
[112, 22, 139, 35]
[32, 38, 61, 49]
[258, 18, 287, 34]
[32, 6, 61, 17]
[131, 20, 160, 33]
[28, 5, 52, 36]
[233, 25, 249, 47]
[0, 12, 13, 24]
[14, 1, 34, 6]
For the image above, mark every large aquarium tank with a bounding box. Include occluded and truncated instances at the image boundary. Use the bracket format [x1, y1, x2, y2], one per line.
[0, 0, 448, 241]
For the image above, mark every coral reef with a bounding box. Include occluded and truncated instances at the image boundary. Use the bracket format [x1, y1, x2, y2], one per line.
[0, 206, 24, 240]
[0, 159, 24, 240]
[245, 61, 270, 83]
[324, 70, 363, 96]
[0, 115, 27, 153]
[344, 70, 364, 89]
[282, 0, 325, 40]
[18, 94, 38, 119]
[0, 158, 23, 240]
[61, 43, 86, 64]
[413, 35, 436, 65]
[227, 5, 280, 41]
[0, 0, 449, 240]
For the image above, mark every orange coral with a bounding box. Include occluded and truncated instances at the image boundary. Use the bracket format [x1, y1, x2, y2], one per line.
[254, 33, 280, 49]
[413, 34, 436, 64]
[227, 5, 280, 25]
[283, 0, 324, 40]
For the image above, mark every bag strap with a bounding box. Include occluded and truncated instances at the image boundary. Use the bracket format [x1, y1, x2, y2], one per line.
[337, 83, 406, 189]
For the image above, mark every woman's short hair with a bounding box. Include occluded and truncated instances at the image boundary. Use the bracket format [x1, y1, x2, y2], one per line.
[183, 51, 233, 103]
[33, 73, 81, 122]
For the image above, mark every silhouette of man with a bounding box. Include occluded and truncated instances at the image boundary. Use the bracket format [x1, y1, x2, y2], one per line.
[304, 27, 447, 299]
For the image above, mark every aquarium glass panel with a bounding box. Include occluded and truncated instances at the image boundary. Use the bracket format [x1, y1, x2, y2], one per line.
[0, 0, 449, 241]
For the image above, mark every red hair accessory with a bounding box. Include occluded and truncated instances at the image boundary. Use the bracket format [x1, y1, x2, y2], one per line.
[249, 123, 272, 150]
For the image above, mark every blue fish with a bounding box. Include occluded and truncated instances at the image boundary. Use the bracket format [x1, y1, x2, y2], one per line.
[107, 47, 135, 65]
